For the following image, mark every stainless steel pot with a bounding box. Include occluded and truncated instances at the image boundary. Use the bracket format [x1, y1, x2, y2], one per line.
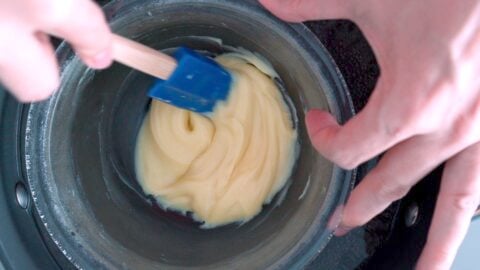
[23, 0, 356, 269]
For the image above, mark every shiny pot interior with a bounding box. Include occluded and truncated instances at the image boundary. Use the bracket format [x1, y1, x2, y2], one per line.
[24, 0, 355, 269]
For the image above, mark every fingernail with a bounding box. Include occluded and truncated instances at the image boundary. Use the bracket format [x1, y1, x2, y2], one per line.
[334, 224, 353, 237]
[90, 50, 112, 69]
[327, 205, 344, 231]
[329, 205, 355, 237]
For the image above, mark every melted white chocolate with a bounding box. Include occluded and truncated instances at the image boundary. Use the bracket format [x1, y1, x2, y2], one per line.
[135, 54, 297, 227]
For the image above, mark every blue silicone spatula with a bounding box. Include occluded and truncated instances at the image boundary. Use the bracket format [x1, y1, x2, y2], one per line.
[112, 34, 232, 113]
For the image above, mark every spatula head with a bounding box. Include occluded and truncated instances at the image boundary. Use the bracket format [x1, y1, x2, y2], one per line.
[148, 47, 232, 113]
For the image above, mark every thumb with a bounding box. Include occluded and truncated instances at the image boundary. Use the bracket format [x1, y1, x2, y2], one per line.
[30, 0, 113, 69]
[305, 109, 340, 154]
[259, 0, 351, 22]
[0, 32, 59, 102]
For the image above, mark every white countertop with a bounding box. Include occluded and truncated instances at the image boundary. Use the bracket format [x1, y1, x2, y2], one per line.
[453, 218, 480, 270]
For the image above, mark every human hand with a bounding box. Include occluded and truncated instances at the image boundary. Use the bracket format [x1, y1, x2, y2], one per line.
[0, 0, 113, 102]
[260, 0, 480, 269]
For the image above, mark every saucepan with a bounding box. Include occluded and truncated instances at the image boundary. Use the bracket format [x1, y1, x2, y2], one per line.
[23, 0, 359, 268]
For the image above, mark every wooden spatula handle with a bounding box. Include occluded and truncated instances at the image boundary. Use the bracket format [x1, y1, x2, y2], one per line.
[112, 34, 177, 80]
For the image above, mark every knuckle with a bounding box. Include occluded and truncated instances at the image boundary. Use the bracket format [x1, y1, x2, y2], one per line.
[450, 106, 480, 145]
[447, 192, 479, 212]
[382, 108, 440, 139]
[380, 107, 419, 139]
[382, 118, 409, 139]
[380, 88, 449, 139]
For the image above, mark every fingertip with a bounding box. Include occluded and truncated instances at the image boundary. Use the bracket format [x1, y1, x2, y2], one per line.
[337, 206, 355, 234]
[327, 205, 344, 231]
[76, 27, 113, 69]
[77, 26, 113, 69]
[333, 223, 354, 237]
[10, 75, 59, 103]
[258, 0, 279, 14]
[259, 0, 305, 22]
[0, 32, 60, 103]
[305, 109, 338, 138]
[15, 69, 59, 102]
[80, 48, 113, 69]
[331, 205, 355, 237]
[259, 0, 350, 21]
